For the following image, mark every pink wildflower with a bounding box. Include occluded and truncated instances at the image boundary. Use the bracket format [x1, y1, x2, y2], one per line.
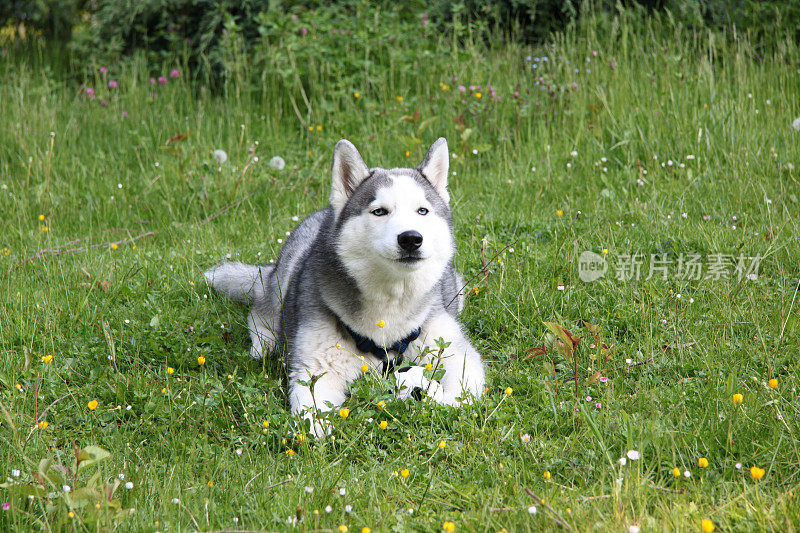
[100, 100, 107, 106]
[300, 28, 308, 35]
[595, 402, 602, 409]
[149, 77, 156, 84]
[99, 67, 108, 74]
[1, 502, 9, 511]
[85, 87, 95, 98]
[458, 85, 466, 93]
[108, 80, 118, 88]
[122, 110, 128, 117]
[158, 76, 167, 85]
[170, 69, 180, 78]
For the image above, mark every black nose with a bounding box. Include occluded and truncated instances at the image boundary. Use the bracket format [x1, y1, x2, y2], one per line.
[397, 230, 423, 252]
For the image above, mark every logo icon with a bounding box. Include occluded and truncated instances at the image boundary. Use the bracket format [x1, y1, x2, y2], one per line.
[578, 251, 608, 282]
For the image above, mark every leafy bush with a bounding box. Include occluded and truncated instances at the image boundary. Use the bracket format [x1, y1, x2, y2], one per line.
[0, 0, 86, 41]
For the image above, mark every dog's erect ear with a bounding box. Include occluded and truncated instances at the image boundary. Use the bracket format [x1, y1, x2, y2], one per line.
[330, 139, 370, 213]
[418, 137, 450, 203]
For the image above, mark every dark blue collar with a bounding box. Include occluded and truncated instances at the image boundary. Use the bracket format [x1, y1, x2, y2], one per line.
[340, 320, 421, 374]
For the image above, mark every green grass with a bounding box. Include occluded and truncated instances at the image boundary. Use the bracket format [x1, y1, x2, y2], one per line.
[1, 8, 800, 532]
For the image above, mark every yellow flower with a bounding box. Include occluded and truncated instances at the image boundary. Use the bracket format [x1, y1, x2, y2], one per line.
[379, 420, 388, 430]
[197, 356, 206, 365]
[41, 226, 48, 232]
[167, 366, 175, 375]
[336, 343, 342, 349]
[111, 243, 118, 250]
[405, 151, 411, 157]
[702, 519, 715, 533]
[161, 387, 167, 394]
[400, 468, 409, 478]
[376, 320, 385, 328]
[443, 521, 455, 532]
[750, 466, 765, 480]
[768, 378, 778, 389]
[297, 433, 306, 442]
[41, 355, 53, 363]
[88, 400, 99, 411]
[68, 511, 74, 518]
[472, 287, 480, 295]
[15, 383, 21, 390]
[602, 248, 609, 254]
[672, 467, 681, 477]
[354, 92, 361, 98]
[262, 421, 270, 428]
[207, 480, 214, 487]
[396, 96, 403, 102]
[543, 470, 551, 480]
[38, 420, 49, 430]
[556, 210, 563, 217]
[361, 364, 369, 373]
[362, 528, 371, 533]
[38, 214, 45, 221]
[425, 363, 433, 371]
[377, 400, 386, 409]
[732, 393, 743, 404]
[308, 126, 313, 131]
[339, 408, 350, 418]
[438, 440, 446, 449]
[475, 92, 482, 98]
[698, 457, 709, 468]
[339, 526, 348, 533]
[316, 125, 322, 131]
[286, 449, 295, 456]
[504, 387, 513, 396]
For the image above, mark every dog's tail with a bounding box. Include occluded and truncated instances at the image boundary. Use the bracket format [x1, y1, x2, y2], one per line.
[203, 261, 273, 306]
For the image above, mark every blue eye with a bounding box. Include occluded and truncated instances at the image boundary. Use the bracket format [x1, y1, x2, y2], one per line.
[371, 208, 388, 216]
[417, 208, 429, 215]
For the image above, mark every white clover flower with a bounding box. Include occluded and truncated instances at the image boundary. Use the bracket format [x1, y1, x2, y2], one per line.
[235, 448, 243, 456]
[305, 486, 314, 493]
[339, 487, 346, 496]
[325, 505, 332, 513]
[628, 526, 641, 533]
[11, 470, 20, 478]
[528, 505, 538, 515]
[125, 481, 134, 489]
[269, 156, 286, 170]
[62, 485, 71, 493]
[570, 150, 578, 157]
[619, 457, 627, 466]
[793, 117, 800, 131]
[626, 450, 641, 461]
[683, 470, 691, 478]
[345, 505, 353, 513]
[118, 474, 125, 480]
[171, 498, 180, 504]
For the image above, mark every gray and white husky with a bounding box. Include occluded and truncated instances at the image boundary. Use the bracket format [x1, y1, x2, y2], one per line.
[204, 138, 485, 434]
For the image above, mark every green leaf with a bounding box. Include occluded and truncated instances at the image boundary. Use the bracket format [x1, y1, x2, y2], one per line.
[76, 446, 111, 473]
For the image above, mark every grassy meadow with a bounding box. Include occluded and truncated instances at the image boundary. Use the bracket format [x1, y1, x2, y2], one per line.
[1, 8, 800, 532]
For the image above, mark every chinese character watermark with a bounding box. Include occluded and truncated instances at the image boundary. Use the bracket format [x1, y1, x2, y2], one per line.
[579, 252, 761, 282]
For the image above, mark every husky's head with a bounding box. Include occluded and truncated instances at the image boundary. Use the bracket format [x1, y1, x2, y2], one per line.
[330, 138, 454, 284]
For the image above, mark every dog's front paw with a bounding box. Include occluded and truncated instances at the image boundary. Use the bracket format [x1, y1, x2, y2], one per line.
[302, 411, 332, 440]
[250, 345, 264, 360]
[395, 366, 444, 402]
